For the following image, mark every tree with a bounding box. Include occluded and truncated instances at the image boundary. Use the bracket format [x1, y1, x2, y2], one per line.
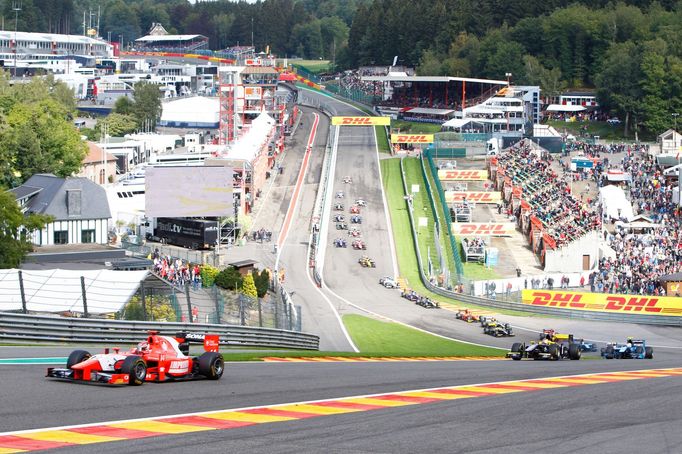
[595, 41, 644, 136]
[254, 269, 270, 298]
[114, 96, 134, 116]
[200, 264, 220, 288]
[97, 113, 138, 137]
[0, 189, 52, 268]
[121, 294, 177, 322]
[215, 266, 242, 290]
[241, 272, 258, 299]
[131, 82, 162, 129]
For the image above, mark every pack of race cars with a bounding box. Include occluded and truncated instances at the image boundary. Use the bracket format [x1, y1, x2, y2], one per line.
[332, 176, 377, 268]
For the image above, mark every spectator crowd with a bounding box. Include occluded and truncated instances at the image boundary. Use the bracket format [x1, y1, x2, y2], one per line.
[151, 249, 202, 290]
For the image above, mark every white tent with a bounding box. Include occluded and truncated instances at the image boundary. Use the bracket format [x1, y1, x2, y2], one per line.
[227, 112, 275, 162]
[0, 269, 148, 314]
[599, 185, 634, 221]
[159, 96, 220, 128]
[546, 104, 586, 112]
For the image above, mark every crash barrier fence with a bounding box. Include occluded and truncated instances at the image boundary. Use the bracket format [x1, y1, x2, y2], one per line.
[207, 286, 300, 331]
[419, 153, 445, 274]
[401, 157, 445, 283]
[122, 241, 218, 267]
[310, 118, 339, 287]
[423, 149, 465, 277]
[420, 283, 682, 326]
[0, 312, 319, 349]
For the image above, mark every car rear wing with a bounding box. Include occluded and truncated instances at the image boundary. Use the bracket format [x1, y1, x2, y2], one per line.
[175, 332, 220, 353]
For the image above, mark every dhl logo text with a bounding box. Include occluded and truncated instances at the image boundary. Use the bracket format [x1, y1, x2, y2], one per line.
[392, 134, 433, 143]
[441, 170, 487, 180]
[456, 224, 510, 235]
[450, 192, 499, 202]
[604, 296, 662, 313]
[528, 292, 586, 309]
[341, 117, 373, 125]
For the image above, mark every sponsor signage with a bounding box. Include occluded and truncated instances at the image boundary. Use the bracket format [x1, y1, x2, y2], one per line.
[445, 191, 501, 204]
[438, 169, 488, 181]
[244, 86, 262, 99]
[521, 290, 682, 316]
[451, 223, 515, 236]
[390, 134, 434, 144]
[331, 116, 391, 126]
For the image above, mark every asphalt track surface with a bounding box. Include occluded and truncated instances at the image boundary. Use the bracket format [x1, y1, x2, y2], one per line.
[2, 356, 682, 453]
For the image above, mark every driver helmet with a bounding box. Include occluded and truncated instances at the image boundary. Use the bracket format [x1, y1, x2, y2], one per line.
[136, 341, 150, 353]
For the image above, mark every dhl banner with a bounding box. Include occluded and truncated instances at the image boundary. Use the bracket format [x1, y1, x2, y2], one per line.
[521, 290, 682, 316]
[438, 169, 488, 181]
[451, 222, 515, 236]
[332, 116, 391, 126]
[445, 191, 502, 204]
[391, 134, 434, 144]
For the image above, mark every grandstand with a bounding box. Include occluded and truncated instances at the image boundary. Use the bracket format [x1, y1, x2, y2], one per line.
[0, 31, 112, 70]
[134, 23, 208, 52]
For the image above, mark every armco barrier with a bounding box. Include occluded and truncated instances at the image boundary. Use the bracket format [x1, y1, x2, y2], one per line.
[0, 312, 320, 349]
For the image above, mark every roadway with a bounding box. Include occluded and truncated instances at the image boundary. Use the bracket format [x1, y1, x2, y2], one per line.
[1, 357, 681, 452]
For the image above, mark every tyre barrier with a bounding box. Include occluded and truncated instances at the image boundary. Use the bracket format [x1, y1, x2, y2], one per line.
[0, 312, 320, 350]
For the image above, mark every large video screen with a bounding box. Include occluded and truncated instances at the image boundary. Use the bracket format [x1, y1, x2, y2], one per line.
[145, 166, 233, 218]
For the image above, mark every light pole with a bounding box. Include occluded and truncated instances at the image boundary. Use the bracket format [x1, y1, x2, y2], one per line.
[505, 73, 512, 132]
[673, 112, 679, 131]
[505, 72, 512, 86]
[12, 1, 21, 78]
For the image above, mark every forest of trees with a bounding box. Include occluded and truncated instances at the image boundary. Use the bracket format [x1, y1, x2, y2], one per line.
[0, 0, 680, 132]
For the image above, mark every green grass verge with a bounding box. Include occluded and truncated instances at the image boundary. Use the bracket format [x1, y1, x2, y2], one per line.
[375, 126, 391, 153]
[293, 60, 331, 74]
[343, 314, 504, 355]
[391, 120, 442, 134]
[381, 157, 529, 316]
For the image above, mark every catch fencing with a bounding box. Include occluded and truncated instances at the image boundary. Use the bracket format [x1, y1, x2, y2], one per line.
[0, 312, 320, 349]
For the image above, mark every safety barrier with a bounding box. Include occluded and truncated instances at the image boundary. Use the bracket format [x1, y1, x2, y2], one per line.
[0, 312, 320, 349]
[423, 149, 464, 277]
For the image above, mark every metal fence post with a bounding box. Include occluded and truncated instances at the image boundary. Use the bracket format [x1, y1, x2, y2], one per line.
[239, 294, 246, 326]
[258, 298, 263, 327]
[17, 270, 27, 314]
[185, 283, 192, 323]
[140, 282, 146, 321]
[80, 276, 89, 318]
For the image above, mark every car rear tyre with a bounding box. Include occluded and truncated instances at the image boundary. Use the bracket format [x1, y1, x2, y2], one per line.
[604, 346, 614, 359]
[198, 352, 224, 380]
[120, 355, 146, 386]
[568, 343, 581, 360]
[645, 347, 653, 359]
[66, 350, 91, 369]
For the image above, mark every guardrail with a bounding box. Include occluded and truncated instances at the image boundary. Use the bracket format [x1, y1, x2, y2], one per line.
[400, 159, 682, 327]
[0, 312, 320, 350]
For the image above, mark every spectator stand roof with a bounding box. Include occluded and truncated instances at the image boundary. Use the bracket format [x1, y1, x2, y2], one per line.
[159, 96, 220, 128]
[402, 107, 455, 116]
[361, 75, 509, 85]
[135, 34, 207, 43]
[0, 269, 148, 315]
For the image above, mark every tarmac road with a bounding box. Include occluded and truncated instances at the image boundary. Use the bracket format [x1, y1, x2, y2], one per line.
[2, 357, 681, 452]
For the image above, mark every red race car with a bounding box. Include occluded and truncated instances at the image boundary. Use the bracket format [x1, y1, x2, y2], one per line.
[46, 331, 224, 386]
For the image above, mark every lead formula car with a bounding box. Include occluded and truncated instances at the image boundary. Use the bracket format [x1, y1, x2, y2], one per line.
[46, 331, 224, 385]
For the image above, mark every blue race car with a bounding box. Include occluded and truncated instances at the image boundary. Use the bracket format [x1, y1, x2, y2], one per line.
[601, 338, 653, 359]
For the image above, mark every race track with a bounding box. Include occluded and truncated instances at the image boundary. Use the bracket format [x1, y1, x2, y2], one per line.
[1, 356, 681, 452]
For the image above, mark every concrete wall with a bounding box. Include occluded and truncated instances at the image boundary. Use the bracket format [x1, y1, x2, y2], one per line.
[544, 231, 600, 273]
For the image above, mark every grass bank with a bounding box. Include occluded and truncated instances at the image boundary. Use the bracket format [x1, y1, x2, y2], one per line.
[343, 314, 504, 355]
[391, 120, 442, 134]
